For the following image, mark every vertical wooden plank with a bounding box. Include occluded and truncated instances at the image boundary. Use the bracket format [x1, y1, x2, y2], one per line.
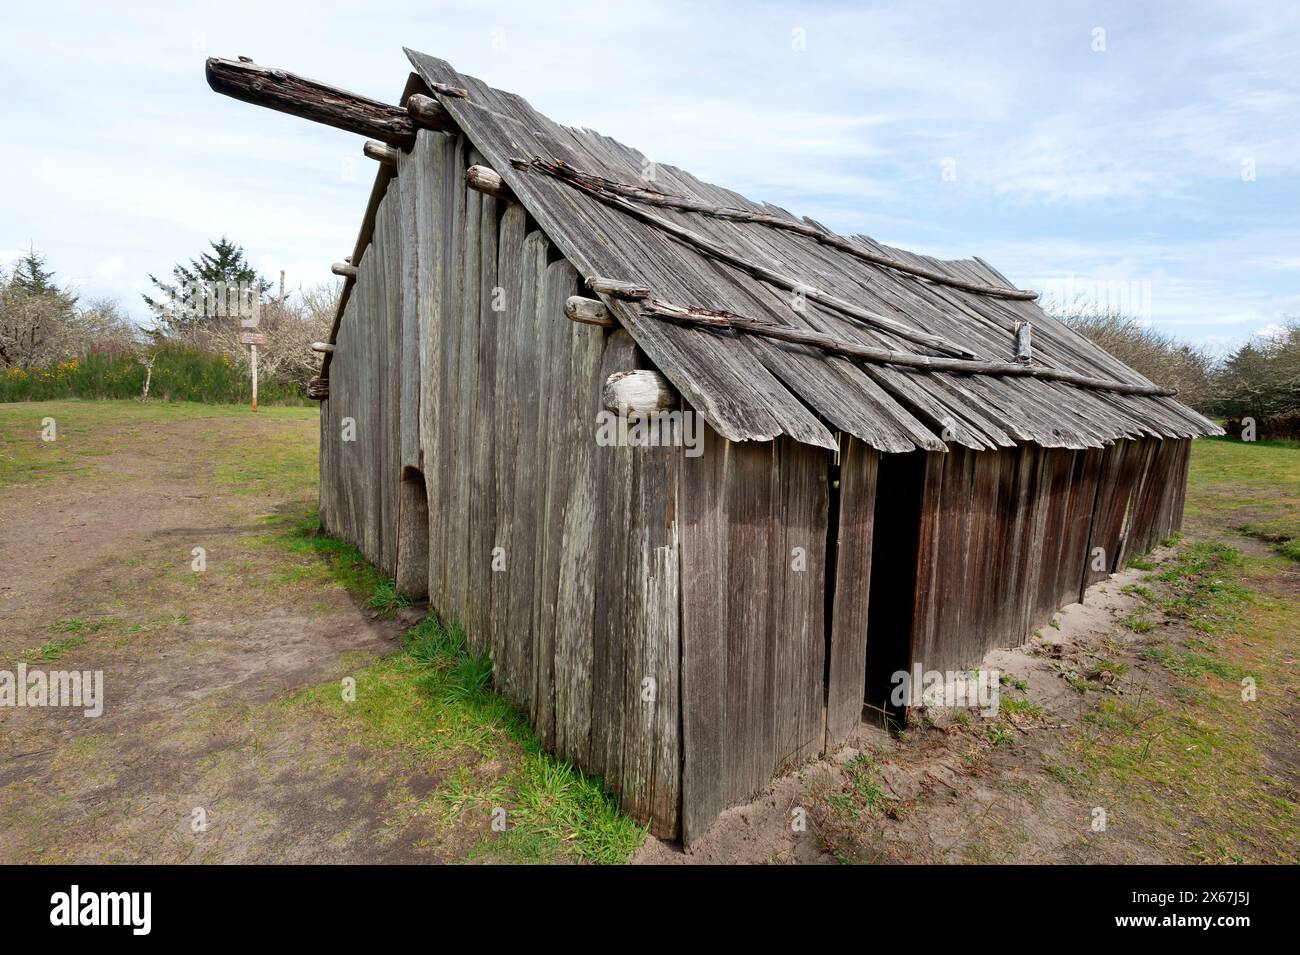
[418, 131, 457, 612]
[966, 450, 999, 660]
[680, 419, 729, 845]
[384, 188, 404, 577]
[773, 436, 830, 767]
[907, 450, 946, 706]
[620, 420, 681, 838]
[446, 173, 480, 636]
[646, 502, 681, 840]
[550, 294, 605, 755]
[989, 449, 1020, 644]
[361, 236, 383, 567]
[466, 192, 499, 642]
[826, 437, 875, 748]
[432, 137, 467, 622]
[932, 447, 973, 672]
[589, 331, 639, 785]
[371, 199, 389, 572]
[503, 231, 548, 712]
[725, 440, 776, 798]
[527, 259, 569, 748]
[396, 148, 422, 474]
[490, 204, 528, 684]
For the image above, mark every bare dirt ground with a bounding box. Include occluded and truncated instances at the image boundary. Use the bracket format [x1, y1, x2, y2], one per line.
[3, 405, 1295, 864]
[635, 568, 1169, 865]
[0, 404, 465, 862]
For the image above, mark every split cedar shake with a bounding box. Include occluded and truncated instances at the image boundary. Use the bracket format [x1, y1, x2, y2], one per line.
[212, 51, 1221, 844]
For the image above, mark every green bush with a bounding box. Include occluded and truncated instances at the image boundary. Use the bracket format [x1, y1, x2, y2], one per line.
[0, 345, 307, 405]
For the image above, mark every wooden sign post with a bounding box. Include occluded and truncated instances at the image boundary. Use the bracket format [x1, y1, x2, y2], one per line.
[239, 330, 268, 411]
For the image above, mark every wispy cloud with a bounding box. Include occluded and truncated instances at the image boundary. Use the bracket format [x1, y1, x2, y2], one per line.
[0, 0, 1295, 346]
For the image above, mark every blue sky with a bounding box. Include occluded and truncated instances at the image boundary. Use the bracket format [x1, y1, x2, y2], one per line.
[1, 0, 1295, 353]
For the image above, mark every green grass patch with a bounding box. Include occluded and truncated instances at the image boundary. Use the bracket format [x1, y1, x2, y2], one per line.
[826, 753, 904, 821]
[987, 722, 1014, 746]
[0, 400, 316, 488]
[1000, 697, 1045, 721]
[1069, 520, 1298, 862]
[1148, 541, 1249, 634]
[256, 511, 405, 614]
[286, 615, 645, 863]
[1042, 761, 1090, 794]
[23, 635, 87, 662]
[1123, 614, 1156, 633]
[0, 345, 309, 404]
[1188, 437, 1300, 558]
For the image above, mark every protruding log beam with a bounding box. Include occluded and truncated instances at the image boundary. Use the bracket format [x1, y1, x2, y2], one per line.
[310, 341, 335, 354]
[364, 140, 398, 166]
[465, 164, 515, 202]
[307, 376, 330, 400]
[205, 56, 456, 146]
[405, 93, 455, 131]
[332, 262, 358, 279]
[587, 276, 651, 300]
[564, 295, 617, 328]
[603, 370, 678, 417]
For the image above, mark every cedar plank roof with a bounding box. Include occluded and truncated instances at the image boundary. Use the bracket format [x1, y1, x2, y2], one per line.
[398, 49, 1220, 452]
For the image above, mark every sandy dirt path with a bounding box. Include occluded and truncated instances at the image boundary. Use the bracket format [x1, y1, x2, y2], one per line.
[0, 405, 455, 862]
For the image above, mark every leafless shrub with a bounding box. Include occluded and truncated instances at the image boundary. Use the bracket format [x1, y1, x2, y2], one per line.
[1214, 317, 1300, 420]
[1046, 302, 1217, 411]
[0, 268, 138, 368]
[172, 282, 338, 388]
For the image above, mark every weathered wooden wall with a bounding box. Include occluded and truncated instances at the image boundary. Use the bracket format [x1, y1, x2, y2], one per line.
[906, 437, 1191, 676]
[323, 128, 683, 837]
[316, 121, 1195, 842]
[319, 171, 406, 579]
[679, 429, 846, 843]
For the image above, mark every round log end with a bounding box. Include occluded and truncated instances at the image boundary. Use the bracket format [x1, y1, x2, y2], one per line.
[602, 370, 677, 417]
[407, 93, 455, 131]
[564, 295, 617, 328]
[363, 140, 399, 166]
[465, 164, 513, 202]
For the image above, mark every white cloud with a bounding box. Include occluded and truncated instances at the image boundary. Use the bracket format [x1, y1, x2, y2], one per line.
[0, 0, 1295, 348]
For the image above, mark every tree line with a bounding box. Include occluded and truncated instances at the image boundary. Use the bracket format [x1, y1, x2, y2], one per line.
[0, 239, 336, 402]
[1, 242, 1296, 427]
[1048, 304, 1300, 434]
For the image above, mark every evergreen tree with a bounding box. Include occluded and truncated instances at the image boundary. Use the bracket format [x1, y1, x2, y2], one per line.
[9, 246, 77, 317]
[144, 236, 271, 336]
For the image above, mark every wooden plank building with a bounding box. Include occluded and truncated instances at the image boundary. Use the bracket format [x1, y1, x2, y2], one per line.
[209, 51, 1221, 844]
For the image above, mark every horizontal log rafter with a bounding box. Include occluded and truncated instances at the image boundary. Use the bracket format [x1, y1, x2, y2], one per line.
[205, 56, 456, 146]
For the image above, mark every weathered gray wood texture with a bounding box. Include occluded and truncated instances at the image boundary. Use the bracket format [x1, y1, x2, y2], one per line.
[904, 437, 1191, 676]
[404, 50, 1221, 455]
[679, 427, 838, 844]
[315, 118, 1197, 844]
[323, 129, 687, 838]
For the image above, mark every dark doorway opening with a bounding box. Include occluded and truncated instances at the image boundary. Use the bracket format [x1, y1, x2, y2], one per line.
[863, 451, 926, 721]
[396, 466, 429, 599]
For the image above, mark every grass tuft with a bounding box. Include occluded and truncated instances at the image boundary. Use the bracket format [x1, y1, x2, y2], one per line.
[287, 614, 645, 864]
